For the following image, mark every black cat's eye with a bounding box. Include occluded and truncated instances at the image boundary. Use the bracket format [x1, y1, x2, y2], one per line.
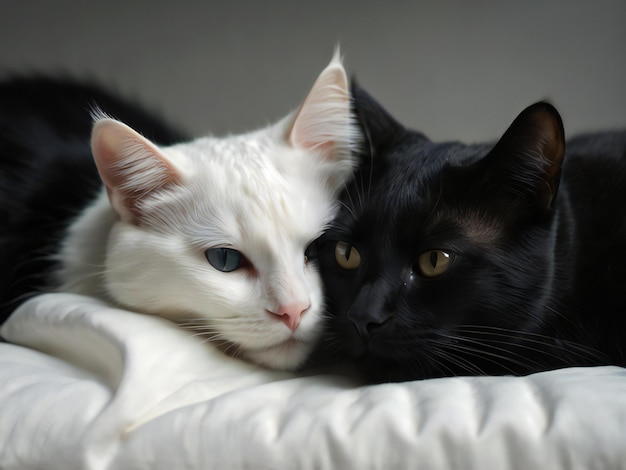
[335, 241, 361, 270]
[416, 250, 455, 278]
[205, 248, 245, 272]
[304, 240, 319, 264]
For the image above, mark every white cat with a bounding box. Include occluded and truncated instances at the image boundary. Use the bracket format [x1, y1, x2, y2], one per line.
[56, 53, 360, 370]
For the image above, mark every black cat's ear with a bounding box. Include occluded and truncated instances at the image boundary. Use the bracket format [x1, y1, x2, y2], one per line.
[351, 82, 409, 157]
[484, 101, 565, 210]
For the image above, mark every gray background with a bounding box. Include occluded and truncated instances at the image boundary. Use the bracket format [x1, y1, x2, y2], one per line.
[0, 1, 624, 143]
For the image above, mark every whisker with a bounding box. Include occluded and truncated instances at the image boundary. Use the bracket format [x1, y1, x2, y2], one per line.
[338, 199, 358, 223]
[446, 334, 546, 370]
[437, 341, 524, 375]
[428, 340, 488, 376]
[455, 325, 606, 361]
[419, 350, 457, 377]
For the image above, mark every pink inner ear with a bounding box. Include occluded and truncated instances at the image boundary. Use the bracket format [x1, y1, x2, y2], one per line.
[287, 61, 351, 159]
[91, 118, 181, 224]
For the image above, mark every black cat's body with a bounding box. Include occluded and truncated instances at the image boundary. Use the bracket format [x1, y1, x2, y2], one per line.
[314, 86, 626, 382]
[0, 78, 186, 323]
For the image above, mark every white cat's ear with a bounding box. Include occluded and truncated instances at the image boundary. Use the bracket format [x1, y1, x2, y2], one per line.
[91, 118, 182, 224]
[287, 49, 357, 164]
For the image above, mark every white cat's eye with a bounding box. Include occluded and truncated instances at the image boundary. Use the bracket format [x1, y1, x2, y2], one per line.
[205, 248, 245, 272]
[335, 241, 361, 270]
[417, 250, 455, 278]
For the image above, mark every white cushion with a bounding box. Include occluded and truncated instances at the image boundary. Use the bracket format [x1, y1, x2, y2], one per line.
[2, 293, 625, 469]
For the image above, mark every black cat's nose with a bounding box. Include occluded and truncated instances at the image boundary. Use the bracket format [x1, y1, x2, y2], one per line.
[347, 282, 393, 341]
[350, 315, 392, 342]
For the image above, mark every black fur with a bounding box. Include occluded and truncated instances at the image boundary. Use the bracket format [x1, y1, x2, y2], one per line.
[313, 85, 626, 382]
[0, 78, 186, 323]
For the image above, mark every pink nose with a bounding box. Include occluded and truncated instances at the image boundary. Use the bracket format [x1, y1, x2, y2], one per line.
[268, 303, 309, 331]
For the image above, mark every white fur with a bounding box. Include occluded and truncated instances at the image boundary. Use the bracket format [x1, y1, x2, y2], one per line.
[56, 53, 360, 370]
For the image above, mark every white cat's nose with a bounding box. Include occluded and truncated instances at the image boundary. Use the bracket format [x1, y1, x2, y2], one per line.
[269, 303, 309, 331]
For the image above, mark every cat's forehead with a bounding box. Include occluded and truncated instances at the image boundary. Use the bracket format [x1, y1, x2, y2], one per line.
[183, 183, 331, 265]
[363, 138, 490, 200]
[170, 134, 276, 172]
[337, 137, 501, 241]
[157, 135, 334, 254]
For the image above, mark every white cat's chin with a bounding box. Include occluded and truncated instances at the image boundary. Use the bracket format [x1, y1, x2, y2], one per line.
[242, 336, 314, 371]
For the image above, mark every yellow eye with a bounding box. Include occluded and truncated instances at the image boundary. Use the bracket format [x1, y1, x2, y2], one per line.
[417, 250, 454, 278]
[335, 241, 361, 270]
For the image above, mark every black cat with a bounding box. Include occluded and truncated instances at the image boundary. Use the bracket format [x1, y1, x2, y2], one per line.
[313, 85, 626, 382]
[0, 78, 186, 323]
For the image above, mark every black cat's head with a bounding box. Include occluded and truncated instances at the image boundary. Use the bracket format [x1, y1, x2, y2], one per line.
[315, 85, 569, 382]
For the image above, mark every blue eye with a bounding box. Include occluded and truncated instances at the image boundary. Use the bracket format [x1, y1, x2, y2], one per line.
[205, 248, 244, 272]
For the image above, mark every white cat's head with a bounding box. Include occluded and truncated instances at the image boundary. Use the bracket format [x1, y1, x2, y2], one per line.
[90, 52, 359, 370]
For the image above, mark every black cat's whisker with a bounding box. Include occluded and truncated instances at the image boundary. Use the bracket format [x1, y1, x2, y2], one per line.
[421, 351, 459, 377]
[359, 167, 371, 212]
[353, 174, 363, 215]
[539, 304, 602, 347]
[423, 345, 467, 376]
[338, 199, 358, 223]
[340, 185, 355, 212]
[366, 152, 374, 208]
[455, 325, 562, 346]
[428, 335, 505, 375]
[393, 335, 478, 378]
[353, 124, 375, 211]
[455, 325, 607, 362]
[428, 341, 489, 376]
[348, 170, 368, 219]
[445, 334, 547, 371]
[424, 178, 445, 224]
[437, 341, 525, 376]
[427, 329, 545, 373]
[319, 329, 348, 357]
